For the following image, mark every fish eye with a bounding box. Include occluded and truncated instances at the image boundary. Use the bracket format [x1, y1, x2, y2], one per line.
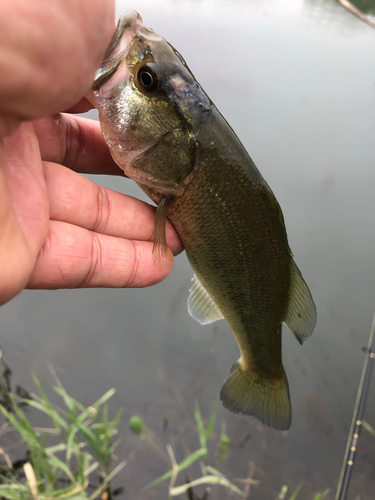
[137, 64, 160, 92]
[140, 71, 153, 87]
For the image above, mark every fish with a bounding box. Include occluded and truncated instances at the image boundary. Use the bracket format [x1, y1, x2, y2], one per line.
[86, 11, 317, 430]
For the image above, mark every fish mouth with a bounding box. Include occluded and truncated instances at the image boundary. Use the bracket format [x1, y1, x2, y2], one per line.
[92, 11, 142, 90]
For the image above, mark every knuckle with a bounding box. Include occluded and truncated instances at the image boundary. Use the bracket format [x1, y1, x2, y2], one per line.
[80, 232, 103, 287]
[93, 185, 111, 233]
[64, 117, 83, 170]
[125, 240, 141, 287]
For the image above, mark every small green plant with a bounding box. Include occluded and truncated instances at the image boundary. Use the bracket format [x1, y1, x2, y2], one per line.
[130, 398, 243, 498]
[277, 485, 330, 500]
[0, 372, 125, 499]
[363, 420, 375, 438]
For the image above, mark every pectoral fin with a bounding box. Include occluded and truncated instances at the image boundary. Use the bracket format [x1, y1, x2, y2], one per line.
[284, 261, 317, 345]
[187, 275, 224, 325]
[152, 196, 169, 268]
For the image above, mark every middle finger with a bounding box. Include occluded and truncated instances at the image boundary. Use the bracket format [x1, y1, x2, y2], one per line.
[45, 161, 183, 255]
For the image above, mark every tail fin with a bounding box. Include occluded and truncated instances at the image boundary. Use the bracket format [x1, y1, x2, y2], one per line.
[220, 362, 291, 430]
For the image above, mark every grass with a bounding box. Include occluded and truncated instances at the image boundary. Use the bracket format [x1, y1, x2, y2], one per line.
[276, 485, 329, 500]
[1, 359, 373, 499]
[129, 400, 333, 500]
[0, 371, 125, 500]
[128, 398, 243, 498]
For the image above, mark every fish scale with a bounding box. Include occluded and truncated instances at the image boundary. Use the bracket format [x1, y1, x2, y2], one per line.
[166, 144, 290, 374]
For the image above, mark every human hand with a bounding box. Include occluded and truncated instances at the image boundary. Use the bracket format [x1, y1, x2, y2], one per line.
[0, 1, 183, 306]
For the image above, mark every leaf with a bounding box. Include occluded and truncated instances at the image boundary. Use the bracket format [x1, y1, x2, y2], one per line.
[31, 373, 68, 431]
[170, 475, 243, 496]
[66, 426, 80, 462]
[194, 401, 206, 451]
[83, 460, 100, 477]
[89, 461, 127, 500]
[204, 398, 219, 442]
[53, 386, 87, 415]
[363, 420, 375, 438]
[45, 443, 67, 455]
[143, 448, 207, 490]
[75, 420, 104, 461]
[278, 485, 288, 500]
[0, 402, 41, 449]
[45, 455, 76, 484]
[0, 483, 31, 499]
[204, 465, 225, 478]
[91, 389, 116, 409]
[289, 484, 301, 500]
[313, 490, 330, 500]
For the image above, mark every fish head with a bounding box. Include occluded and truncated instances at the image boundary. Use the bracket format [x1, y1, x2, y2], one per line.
[87, 10, 211, 194]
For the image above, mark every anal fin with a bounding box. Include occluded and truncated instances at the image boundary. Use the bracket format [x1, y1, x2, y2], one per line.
[187, 275, 224, 325]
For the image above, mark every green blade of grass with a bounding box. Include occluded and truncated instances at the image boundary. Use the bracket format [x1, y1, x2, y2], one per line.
[90, 389, 116, 409]
[204, 398, 219, 442]
[0, 484, 31, 498]
[194, 401, 206, 451]
[313, 490, 329, 500]
[0, 401, 41, 449]
[45, 455, 76, 484]
[24, 398, 68, 432]
[278, 485, 288, 500]
[45, 443, 67, 454]
[289, 484, 301, 500]
[83, 460, 100, 477]
[170, 474, 243, 497]
[363, 420, 375, 438]
[66, 425, 81, 462]
[143, 447, 207, 491]
[88, 460, 127, 500]
[49, 485, 87, 499]
[31, 373, 69, 432]
[53, 386, 87, 415]
[109, 437, 122, 456]
[74, 419, 105, 461]
[204, 465, 225, 478]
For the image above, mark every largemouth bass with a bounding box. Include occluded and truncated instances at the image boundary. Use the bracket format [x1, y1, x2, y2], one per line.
[87, 11, 317, 430]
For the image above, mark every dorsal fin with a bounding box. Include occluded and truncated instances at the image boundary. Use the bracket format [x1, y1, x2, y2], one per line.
[187, 275, 224, 325]
[284, 261, 317, 345]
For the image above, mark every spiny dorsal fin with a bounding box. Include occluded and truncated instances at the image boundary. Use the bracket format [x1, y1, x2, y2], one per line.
[284, 261, 317, 345]
[187, 275, 224, 325]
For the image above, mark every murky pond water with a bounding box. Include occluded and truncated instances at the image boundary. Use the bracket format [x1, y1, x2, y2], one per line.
[1, 0, 375, 498]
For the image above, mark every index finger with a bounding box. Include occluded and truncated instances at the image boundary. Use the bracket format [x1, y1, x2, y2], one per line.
[34, 113, 123, 175]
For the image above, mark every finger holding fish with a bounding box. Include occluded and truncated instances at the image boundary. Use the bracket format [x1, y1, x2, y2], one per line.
[43, 161, 183, 254]
[33, 114, 124, 176]
[27, 220, 175, 290]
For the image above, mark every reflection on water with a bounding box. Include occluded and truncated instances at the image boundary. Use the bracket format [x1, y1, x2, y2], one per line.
[1, 0, 375, 498]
